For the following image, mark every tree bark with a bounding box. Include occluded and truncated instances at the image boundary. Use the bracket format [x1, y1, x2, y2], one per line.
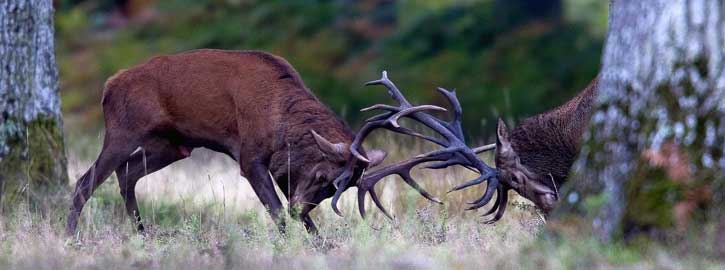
[556, 0, 725, 243]
[0, 0, 68, 211]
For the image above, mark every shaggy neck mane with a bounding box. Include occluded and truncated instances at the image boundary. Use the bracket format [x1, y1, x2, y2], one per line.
[510, 76, 599, 186]
[269, 88, 354, 174]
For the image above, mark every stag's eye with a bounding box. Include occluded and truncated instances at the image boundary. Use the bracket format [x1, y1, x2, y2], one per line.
[506, 171, 529, 190]
[314, 170, 328, 183]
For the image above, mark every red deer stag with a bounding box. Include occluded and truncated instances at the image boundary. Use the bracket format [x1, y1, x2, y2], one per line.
[65, 49, 392, 235]
[334, 72, 598, 222]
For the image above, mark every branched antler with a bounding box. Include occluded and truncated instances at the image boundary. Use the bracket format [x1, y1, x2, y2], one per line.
[332, 71, 507, 222]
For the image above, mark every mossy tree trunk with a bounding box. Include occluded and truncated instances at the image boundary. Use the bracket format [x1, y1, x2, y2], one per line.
[0, 0, 68, 212]
[556, 0, 724, 243]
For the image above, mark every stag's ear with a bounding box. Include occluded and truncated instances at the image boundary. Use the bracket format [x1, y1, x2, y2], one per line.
[366, 149, 388, 168]
[496, 118, 514, 154]
[311, 130, 348, 161]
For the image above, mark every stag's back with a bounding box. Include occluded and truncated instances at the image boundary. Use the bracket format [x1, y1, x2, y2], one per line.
[101, 49, 342, 153]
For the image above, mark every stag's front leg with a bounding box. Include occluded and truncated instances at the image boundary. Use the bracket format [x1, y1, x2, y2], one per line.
[293, 203, 318, 234]
[243, 160, 286, 233]
[301, 215, 317, 234]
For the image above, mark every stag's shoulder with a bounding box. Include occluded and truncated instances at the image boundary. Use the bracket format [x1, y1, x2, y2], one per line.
[239, 50, 302, 81]
[176, 49, 302, 81]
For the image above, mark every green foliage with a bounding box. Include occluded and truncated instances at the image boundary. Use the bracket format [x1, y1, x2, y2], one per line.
[55, 0, 603, 138]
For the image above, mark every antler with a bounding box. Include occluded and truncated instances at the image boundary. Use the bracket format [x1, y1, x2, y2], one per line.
[331, 71, 506, 222]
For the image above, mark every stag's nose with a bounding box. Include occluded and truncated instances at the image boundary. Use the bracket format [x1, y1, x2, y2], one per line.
[537, 193, 558, 213]
[290, 194, 304, 206]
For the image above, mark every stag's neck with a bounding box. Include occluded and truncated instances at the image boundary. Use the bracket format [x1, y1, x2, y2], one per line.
[280, 93, 353, 142]
[510, 75, 599, 185]
[268, 90, 353, 172]
[549, 75, 600, 141]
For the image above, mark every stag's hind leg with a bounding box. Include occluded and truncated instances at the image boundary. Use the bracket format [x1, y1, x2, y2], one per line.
[66, 133, 141, 236]
[115, 138, 189, 232]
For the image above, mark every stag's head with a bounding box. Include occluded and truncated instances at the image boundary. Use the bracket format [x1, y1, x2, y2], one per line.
[288, 130, 387, 210]
[493, 119, 558, 213]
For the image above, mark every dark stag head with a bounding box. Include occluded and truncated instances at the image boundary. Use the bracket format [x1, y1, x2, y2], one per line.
[493, 119, 558, 213]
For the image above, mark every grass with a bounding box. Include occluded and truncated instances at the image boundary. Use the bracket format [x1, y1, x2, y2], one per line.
[0, 132, 721, 269]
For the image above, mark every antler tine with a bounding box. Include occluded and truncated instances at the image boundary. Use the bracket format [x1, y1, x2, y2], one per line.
[424, 144, 494, 171]
[424, 159, 466, 170]
[474, 143, 496, 154]
[361, 104, 399, 112]
[349, 116, 448, 163]
[357, 154, 445, 218]
[365, 112, 393, 122]
[330, 161, 356, 216]
[389, 105, 447, 128]
[449, 174, 487, 193]
[364, 70, 412, 106]
[464, 177, 500, 210]
[359, 187, 394, 219]
[436, 87, 465, 140]
[361, 72, 457, 145]
[480, 188, 503, 216]
[482, 188, 509, 224]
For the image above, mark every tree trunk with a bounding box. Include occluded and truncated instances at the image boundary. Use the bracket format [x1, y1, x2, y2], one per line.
[555, 0, 724, 243]
[557, 0, 725, 244]
[0, 0, 68, 211]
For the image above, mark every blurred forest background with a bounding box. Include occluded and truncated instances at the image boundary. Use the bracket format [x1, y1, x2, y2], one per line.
[3, 1, 724, 268]
[54, 0, 607, 139]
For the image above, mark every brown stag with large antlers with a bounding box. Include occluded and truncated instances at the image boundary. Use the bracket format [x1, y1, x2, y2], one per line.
[65, 49, 389, 235]
[337, 71, 597, 222]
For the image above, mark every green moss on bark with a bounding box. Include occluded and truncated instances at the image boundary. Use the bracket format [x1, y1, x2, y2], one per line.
[623, 163, 680, 230]
[0, 116, 68, 211]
